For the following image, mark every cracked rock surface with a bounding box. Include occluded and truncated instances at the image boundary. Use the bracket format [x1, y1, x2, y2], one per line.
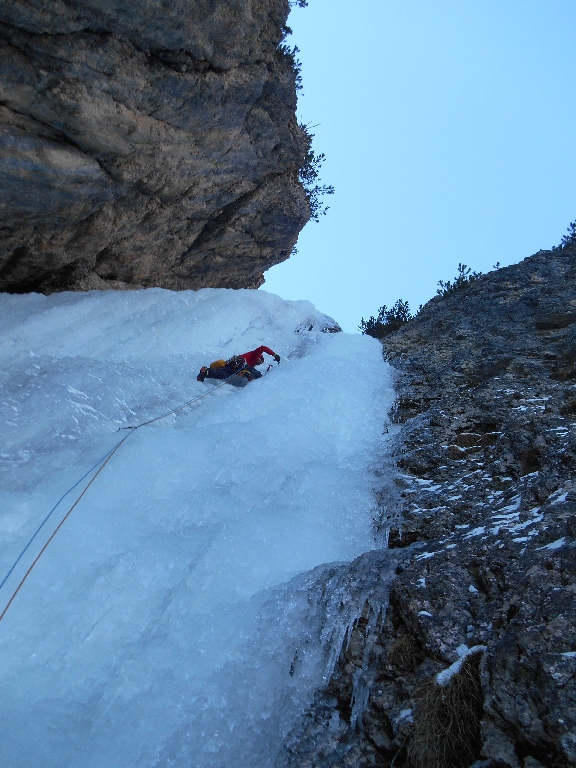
[282, 247, 576, 768]
[0, 0, 309, 293]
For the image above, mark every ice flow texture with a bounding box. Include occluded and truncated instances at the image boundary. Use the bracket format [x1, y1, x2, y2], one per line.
[0, 288, 394, 767]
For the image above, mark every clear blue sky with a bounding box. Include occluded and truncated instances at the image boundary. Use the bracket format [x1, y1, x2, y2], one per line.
[262, 0, 576, 332]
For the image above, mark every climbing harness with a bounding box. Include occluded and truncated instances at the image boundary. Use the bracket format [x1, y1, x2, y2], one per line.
[0, 371, 241, 623]
[227, 355, 247, 373]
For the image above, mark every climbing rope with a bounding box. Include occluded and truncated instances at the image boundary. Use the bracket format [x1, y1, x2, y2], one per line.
[118, 372, 237, 430]
[0, 431, 133, 623]
[0, 441, 124, 594]
[0, 373, 239, 623]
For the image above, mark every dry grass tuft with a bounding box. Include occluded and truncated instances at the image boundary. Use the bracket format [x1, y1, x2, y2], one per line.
[387, 632, 423, 672]
[408, 653, 483, 768]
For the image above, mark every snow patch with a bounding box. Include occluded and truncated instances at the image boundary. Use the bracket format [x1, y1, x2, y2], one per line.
[538, 537, 567, 551]
[464, 526, 486, 538]
[436, 645, 487, 687]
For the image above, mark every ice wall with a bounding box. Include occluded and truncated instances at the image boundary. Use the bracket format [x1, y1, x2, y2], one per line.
[0, 288, 394, 767]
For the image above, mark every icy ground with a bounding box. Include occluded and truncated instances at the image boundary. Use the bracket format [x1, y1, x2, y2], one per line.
[0, 288, 394, 768]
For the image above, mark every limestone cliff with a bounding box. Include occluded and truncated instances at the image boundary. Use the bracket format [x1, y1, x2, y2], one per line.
[283, 247, 576, 768]
[0, 0, 309, 293]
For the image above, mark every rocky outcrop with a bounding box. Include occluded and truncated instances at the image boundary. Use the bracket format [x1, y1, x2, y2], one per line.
[283, 247, 576, 767]
[0, 0, 309, 293]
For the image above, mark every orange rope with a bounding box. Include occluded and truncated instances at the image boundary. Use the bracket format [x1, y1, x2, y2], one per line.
[0, 432, 133, 623]
[0, 372, 251, 623]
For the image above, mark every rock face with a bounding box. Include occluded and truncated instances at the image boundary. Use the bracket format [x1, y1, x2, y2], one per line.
[0, 0, 309, 293]
[283, 246, 576, 768]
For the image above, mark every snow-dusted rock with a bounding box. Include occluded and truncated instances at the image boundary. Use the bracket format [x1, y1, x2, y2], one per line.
[285, 247, 576, 768]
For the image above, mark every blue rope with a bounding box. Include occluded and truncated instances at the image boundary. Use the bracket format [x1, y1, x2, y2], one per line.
[0, 440, 122, 592]
[0, 372, 239, 595]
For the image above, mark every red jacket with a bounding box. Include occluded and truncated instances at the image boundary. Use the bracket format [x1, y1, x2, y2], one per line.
[240, 346, 275, 367]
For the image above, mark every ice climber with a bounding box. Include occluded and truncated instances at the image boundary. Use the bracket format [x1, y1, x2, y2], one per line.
[197, 345, 281, 384]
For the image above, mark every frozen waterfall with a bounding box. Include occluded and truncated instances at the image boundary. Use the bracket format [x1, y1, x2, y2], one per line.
[0, 288, 395, 767]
